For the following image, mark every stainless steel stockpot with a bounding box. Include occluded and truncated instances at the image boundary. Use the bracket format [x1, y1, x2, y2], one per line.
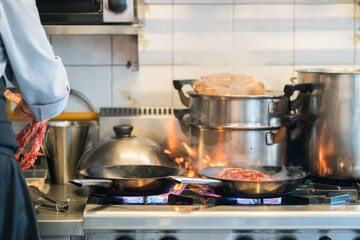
[190, 126, 286, 169]
[296, 69, 360, 179]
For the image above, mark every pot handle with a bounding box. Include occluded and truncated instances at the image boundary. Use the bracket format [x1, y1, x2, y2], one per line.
[173, 79, 197, 107]
[168, 176, 224, 188]
[265, 126, 287, 145]
[266, 112, 316, 145]
[273, 83, 324, 114]
[173, 109, 191, 137]
[69, 179, 113, 188]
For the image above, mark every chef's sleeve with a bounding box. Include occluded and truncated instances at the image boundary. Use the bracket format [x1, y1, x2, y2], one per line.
[0, 0, 70, 122]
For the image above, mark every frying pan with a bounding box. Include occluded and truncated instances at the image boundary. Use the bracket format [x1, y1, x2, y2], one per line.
[169, 166, 308, 198]
[69, 165, 185, 196]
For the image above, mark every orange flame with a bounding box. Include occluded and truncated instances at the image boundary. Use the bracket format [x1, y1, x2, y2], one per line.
[182, 142, 196, 158]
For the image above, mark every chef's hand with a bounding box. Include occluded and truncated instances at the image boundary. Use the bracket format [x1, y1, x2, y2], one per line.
[13, 101, 33, 119]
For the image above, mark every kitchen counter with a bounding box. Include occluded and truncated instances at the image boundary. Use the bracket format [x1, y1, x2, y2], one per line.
[35, 184, 88, 239]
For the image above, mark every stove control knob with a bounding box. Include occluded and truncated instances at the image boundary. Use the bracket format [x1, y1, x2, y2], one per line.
[236, 236, 253, 240]
[160, 237, 177, 240]
[116, 236, 134, 240]
[279, 237, 296, 240]
[319, 237, 331, 240]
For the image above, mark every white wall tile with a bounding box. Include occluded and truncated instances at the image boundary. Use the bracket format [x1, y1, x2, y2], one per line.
[173, 5, 233, 65]
[64, 66, 112, 112]
[295, 0, 353, 3]
[235, 0, 352, 3]
[112, 35, 133, 65]
[145, 0, 171, 4]
[354, 3, 360, 66]
[174, 0, 233, 4]
[233, 4, 293, 65]
[112, 66, 172, 107]
[139, 5, 172, 65]
[235, 0, 293, 3]
[232, 65, 294, 92]
[51, 35, 112, 65]
[294, 4, 354, 65]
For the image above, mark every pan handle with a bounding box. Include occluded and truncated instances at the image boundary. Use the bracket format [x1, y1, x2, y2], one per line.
[168, 176, 224, 188]
[69, 179, 113, 188]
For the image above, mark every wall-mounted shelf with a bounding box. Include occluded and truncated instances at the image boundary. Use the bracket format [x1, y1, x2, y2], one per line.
[44, 25, 140, 71]
[43, 24, 139, 35]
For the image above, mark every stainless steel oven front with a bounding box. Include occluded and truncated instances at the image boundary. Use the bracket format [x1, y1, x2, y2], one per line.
[36, 0, 143, 25]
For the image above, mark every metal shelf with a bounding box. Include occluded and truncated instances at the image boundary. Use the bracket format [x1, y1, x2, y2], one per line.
[43, 24, 139, 35]
[44, 24, 140, 71]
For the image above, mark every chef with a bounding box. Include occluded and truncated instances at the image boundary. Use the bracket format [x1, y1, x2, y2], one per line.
[0, 0, 70, 239]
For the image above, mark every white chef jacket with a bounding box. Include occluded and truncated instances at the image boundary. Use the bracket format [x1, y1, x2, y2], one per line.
[0, 0, 70, 122]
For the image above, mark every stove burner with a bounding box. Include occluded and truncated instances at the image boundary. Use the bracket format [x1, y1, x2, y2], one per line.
[87, 179, 360, 206]
[88, 194, 169, 205]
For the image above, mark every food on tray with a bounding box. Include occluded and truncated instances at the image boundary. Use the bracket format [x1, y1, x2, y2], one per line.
[5, 89, 48, 170]
[192, 73, 266, 95]
[216, 168, 273, 181]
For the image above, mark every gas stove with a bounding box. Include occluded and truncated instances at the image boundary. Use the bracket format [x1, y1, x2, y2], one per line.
[91, 108, 360, 240]
[83, 179, 360, 240]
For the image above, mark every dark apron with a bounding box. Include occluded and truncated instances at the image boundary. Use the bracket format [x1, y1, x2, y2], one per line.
[0, 78, 41, 240]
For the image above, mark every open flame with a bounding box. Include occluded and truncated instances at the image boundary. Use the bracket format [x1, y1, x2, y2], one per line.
[161, 119, 232, 198]
[164, 140, 227, 197]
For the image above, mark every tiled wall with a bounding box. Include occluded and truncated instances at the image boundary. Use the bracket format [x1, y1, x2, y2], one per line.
[51, 0, 359, 112]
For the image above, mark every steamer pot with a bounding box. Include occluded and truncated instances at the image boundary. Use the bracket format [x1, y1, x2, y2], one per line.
[173, 80, 298, 169]
[295, 69, 360, 179]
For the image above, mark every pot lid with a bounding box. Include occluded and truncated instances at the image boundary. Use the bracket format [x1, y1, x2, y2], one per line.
[77, 124, 172, 171]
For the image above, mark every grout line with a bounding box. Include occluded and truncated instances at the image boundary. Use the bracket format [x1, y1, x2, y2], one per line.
[110, 35, 114, 107]
[354, 0, 356, 67]
[292, 0, 296, 77]
[232, 0, 235, 74]
[170, 0, 175, 108]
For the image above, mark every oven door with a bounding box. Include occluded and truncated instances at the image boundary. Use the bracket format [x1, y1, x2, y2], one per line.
[36, 0, 134, 25]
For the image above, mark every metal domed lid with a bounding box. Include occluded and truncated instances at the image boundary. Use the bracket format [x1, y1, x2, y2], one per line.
[77, 124, 172, 171]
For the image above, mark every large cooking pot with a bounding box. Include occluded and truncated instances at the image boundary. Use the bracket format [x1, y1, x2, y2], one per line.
[169, 165, 308, 198]
[295, 69, 360, 179]
[173, 80, 310, 169]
